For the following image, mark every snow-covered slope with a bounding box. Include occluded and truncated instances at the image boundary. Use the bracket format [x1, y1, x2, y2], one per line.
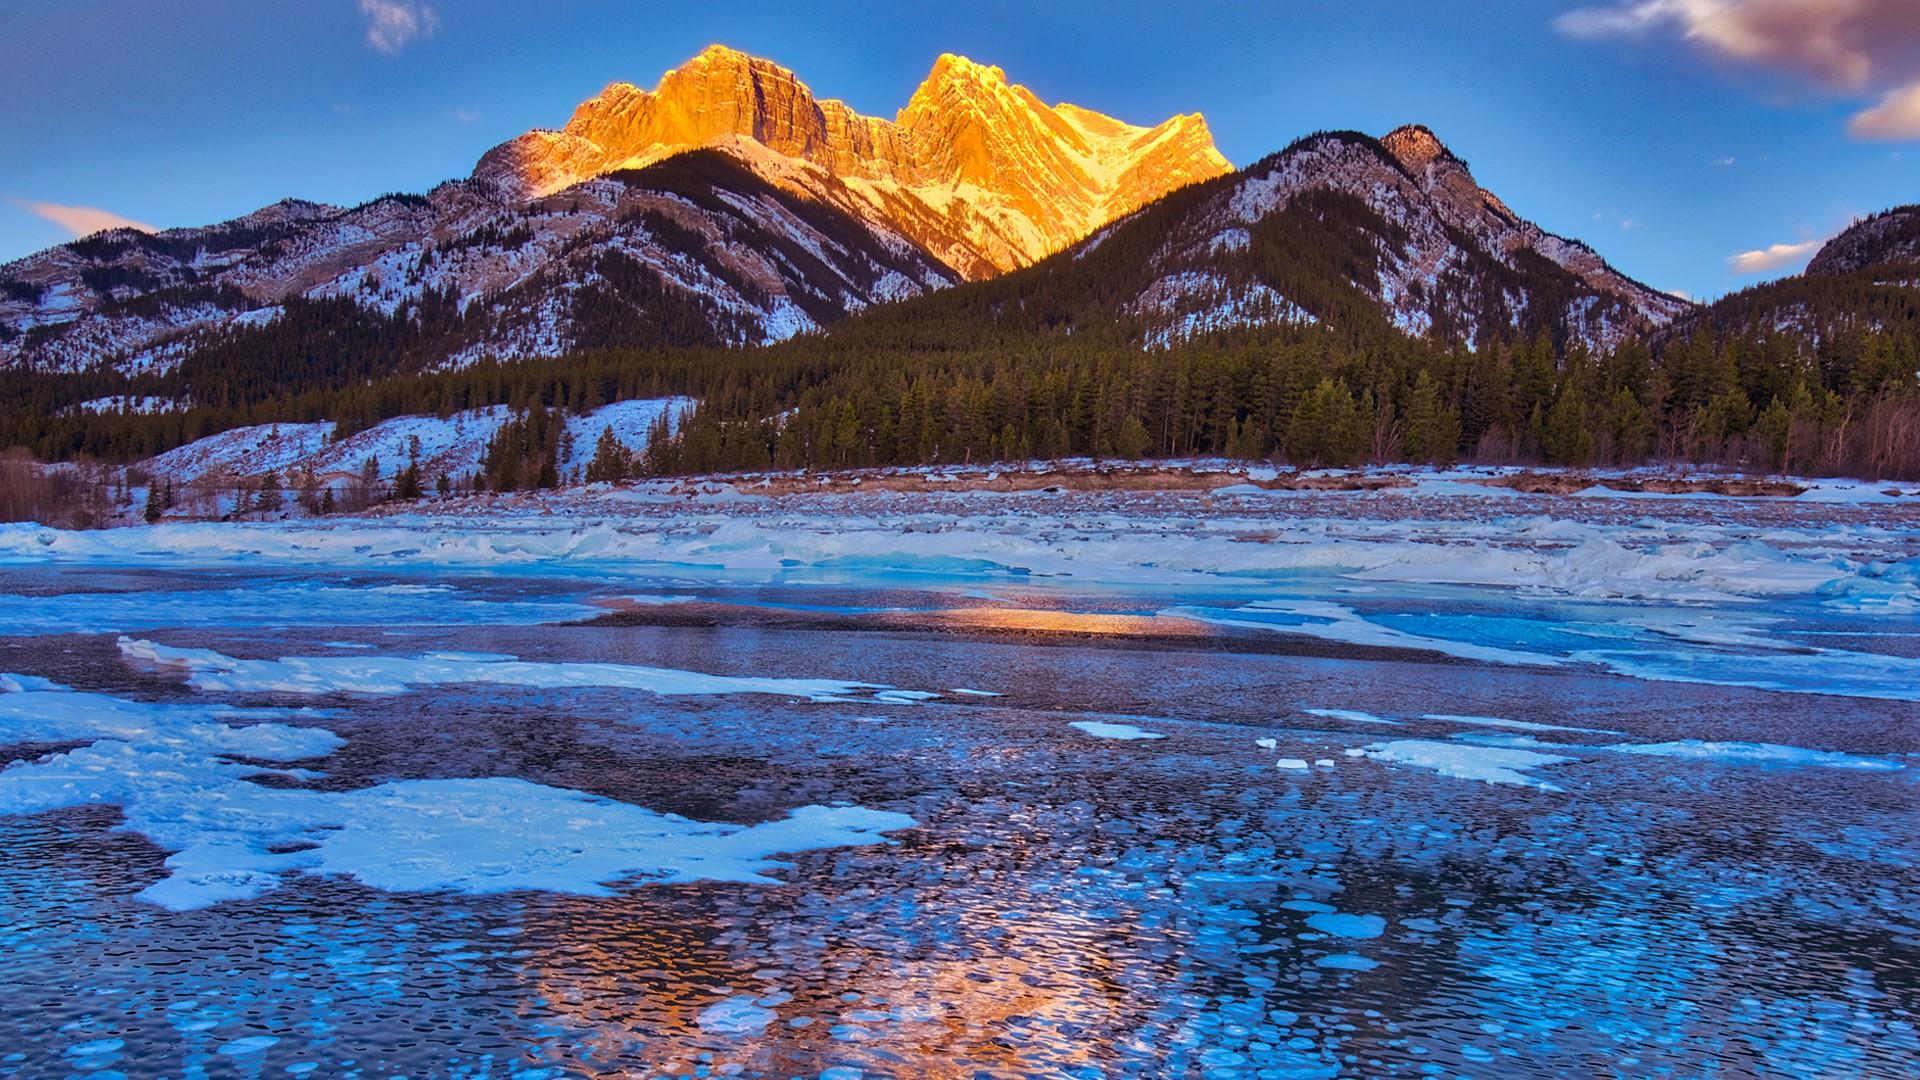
[0, 150, 951, 375]
[472, 45, 1232, 279]
[1075, 127, 1691, 351]
[140, 398, 690, 486]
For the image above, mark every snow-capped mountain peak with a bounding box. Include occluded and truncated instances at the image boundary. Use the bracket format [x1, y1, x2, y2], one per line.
[472, 44, 1233, 277]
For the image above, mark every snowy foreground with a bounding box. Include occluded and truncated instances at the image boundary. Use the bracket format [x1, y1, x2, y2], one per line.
[0, 474, 1916, 1076]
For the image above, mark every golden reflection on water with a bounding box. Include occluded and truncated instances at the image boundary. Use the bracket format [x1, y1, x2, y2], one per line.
[502, 834, 1170, 1076]
[921, 606, 1212, 638]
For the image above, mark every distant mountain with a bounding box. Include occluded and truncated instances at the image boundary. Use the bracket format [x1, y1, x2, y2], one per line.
[0, 44, 1226, 379]
[1672, 207, 1920, 350]
[0, 149, 953, 381]
[1807, 206, 1920, 276]
[832, 126, 1692, 352]
[473, 45, 1233, 278]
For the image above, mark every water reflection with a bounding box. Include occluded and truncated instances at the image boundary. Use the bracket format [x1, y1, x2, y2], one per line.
[0, 580, 1915, 1077]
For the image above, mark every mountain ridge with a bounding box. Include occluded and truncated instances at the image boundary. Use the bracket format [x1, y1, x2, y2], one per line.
[472, 44, 1233, 277]
[825, 125, 1691, 352]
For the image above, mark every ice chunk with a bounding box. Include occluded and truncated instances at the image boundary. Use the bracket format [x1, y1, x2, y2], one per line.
[1357, 739, 1573, 791]
[1306, 912, 1387, 939]
[1275, 758, 1311, 770]
[1303, 708, 1399, 725]
[1069, 720, 1166, 741]
[1314, 954, 1379, 971]
[698, 996, 777, 1036]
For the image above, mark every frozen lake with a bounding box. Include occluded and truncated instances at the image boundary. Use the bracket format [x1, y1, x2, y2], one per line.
[0, 483, 1916, 1077]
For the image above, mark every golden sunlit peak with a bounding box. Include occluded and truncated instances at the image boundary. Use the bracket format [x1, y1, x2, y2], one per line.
[926, 52, 1008, 86]
[470, 42, 1231, 274]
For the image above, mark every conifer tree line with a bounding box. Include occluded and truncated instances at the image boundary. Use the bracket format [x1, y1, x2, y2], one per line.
[3, 315, 1918, 488]
[635, 325, 1919, 479]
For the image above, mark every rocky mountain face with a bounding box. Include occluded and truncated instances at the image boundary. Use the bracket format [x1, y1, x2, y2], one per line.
[473, 45, 1232, 278]
[1669, 205, 1920, 348]
[1806, 206, 1920, 276]
[1057, 126, 1692, 351]
[0, 150, 953, 377]
[0, 45, 1223, 378]
[0, 46, 1698, 387]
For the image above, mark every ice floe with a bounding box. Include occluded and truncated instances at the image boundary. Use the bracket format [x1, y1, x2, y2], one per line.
[698, 996, 778, 1036]
[0, 676, 916, 910]
[1070, 720, 1166, 741]
[119, 637, 927, 703]
[1305, 912, 1387, 939]
[1606, 741, 1903, 772]
[1302, 708, 1399, 725]
[1574, 646, 1920, 702]
[1422, 713, 1621, 735]
[1170, 600, 1560, 666]
[1352, 739, 1574, 792]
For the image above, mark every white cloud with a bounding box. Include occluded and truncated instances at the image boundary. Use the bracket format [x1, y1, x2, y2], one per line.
[1727, 237, 1823, 274]
[453, 108, 482, 124]
[1558, 1, 1920, 140]
[1712, 155, 1737, 166]
[1849, 84, 1920, 140]
[359, 0, 438, 55]
[8, 198, 154, 238]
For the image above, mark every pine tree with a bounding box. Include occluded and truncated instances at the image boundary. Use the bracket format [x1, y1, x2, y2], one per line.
[394, 459, 422, 501]
[394, 442, 423, 501]
[1114, 415, 1152, 459]
[585, 425, 632, 483]
[143, 482, 163, 524]
[1542, 385, 1593, 466]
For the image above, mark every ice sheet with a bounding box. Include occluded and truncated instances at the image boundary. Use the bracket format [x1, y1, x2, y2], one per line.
[0, 678, 915, 910]
[119, 637, 928, 703]
[1352, 739, 1574, 791]
[1070, 720, 1166, 741]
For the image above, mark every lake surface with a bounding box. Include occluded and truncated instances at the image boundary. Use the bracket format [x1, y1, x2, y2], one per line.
[0, 489, 1915, 1078]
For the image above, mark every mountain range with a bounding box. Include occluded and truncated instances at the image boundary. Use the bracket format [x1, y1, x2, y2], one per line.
[0, 44, 1912, 398]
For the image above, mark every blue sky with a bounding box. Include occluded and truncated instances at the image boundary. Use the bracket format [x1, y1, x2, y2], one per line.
[2, 0, 1915, 300]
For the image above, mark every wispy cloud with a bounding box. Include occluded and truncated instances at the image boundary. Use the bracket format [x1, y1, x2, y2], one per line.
[1557, 1, 1920, 140]
[1727, 237, 1823, 274]
[453, 108, 482, 124]
[1849, 83, 1920, 140]
[8, 198, 154, 238]
[359, 0, 438, 55]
